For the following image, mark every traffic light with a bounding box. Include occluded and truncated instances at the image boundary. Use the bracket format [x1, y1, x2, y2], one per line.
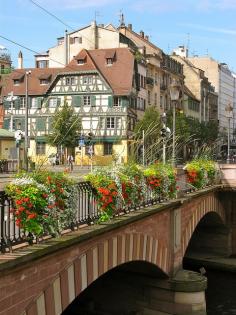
[161, 127, 167, 138]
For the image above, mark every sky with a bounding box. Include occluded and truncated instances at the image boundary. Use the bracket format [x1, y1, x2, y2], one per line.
[1, 0, 236, 72]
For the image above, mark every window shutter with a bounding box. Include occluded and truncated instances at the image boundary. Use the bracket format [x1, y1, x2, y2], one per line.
[3, 118, 10, 129]
[36, 117, 46, 131]
[121, 98, 129, 107]
[108, 96, 113, 107]
[57, 98, 61, 107]
[48, 117, 53, 131]
[37, 98, 43, 109]
[14, 98, 21, 110]
[3, 100, 10, 110]
[72, 95, 81, 107]
[91, 95, 96, 106]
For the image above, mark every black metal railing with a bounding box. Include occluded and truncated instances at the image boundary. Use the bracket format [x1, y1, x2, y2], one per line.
[0, 175, 194, 254]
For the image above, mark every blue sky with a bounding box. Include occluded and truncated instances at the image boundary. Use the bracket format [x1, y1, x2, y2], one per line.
[1, 0, 236, 71]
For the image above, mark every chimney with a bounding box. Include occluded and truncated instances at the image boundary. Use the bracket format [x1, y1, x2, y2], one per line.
[145, 35, 149, 41]
[128, 24, 132, 31]
[140, 31, 144, 38]
[90, 20, 98, 49]
[18, 50, 23, 69]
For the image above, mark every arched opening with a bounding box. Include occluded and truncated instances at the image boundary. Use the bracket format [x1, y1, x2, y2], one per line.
[184, 211, 230, 262]
[182, 213, 234, 314]
[62, 261, 168, 315]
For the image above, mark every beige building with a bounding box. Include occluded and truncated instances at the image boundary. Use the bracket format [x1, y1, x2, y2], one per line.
[119, 24, 184, 113]
[172, 53, 218, 122]
[186, 55, 234, 132]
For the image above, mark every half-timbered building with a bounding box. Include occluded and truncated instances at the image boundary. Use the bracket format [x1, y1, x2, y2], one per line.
[1, 48, 146, 165]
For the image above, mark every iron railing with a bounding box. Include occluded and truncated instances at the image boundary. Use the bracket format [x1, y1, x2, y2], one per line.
[0, 176, 192, 254]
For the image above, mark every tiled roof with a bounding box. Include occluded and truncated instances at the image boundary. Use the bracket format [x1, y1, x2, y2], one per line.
[1, 68, 63, 96]
[1, 48, 135, 97]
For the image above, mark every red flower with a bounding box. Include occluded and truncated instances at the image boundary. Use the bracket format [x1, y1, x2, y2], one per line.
[42, 193, 48, 198]
[16, 199, 23, 205]
[27, 213, 37, 219]
[18, 206, 25, 212]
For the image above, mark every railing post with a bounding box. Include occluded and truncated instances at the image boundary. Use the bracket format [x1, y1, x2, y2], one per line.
[0, 193, 7, 253]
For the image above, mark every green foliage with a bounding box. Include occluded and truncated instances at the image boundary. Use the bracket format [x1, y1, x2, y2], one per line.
[47, 101, 81, 149]
[5, 171, 76, 236]
[86, 162, 177, 222]
[185, 158, 218, 189]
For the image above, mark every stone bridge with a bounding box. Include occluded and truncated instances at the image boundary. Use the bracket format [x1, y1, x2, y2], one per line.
[1, 181, 236, 315]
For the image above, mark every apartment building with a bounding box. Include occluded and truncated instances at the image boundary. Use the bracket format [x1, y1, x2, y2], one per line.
[119, 24, 184, 113]
[172, 51, 218, 122]
[187, 56, 234, 132]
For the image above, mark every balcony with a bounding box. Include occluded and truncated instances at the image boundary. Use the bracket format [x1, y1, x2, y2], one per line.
[146, 77, 154, 86]
[0, 68, 12, 75]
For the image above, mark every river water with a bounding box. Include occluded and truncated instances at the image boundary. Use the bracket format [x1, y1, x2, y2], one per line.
[184, 259, 236, 315]
[206, 269, 236, 315]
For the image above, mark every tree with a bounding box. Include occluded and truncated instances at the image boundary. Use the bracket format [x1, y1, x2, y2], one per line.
[47, 101, 81, 150]
[133, 106, 161, 164]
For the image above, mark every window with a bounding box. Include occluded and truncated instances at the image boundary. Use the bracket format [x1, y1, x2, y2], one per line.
[13, 79, 20, 86]
[106, 58, 113, 65]
[36, 60, 48, 68]
[71, 37, 82, 44]
[106, 117, 115, 129]
[154, 93, 157, 106]
[83, 96, 91, 106]
[104, 143, 113, 155]
[66, 77, 75, 85]
[77, 58, 86, 65]
[36, 142, 46, 155]
[40, 79, 49, 85]
[83, 76, 92, 84]
[49, 98, 58, 107]
[113, 97, 121, 107]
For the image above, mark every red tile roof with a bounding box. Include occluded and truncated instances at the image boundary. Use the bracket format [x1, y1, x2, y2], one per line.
[1, 48, 135, 97]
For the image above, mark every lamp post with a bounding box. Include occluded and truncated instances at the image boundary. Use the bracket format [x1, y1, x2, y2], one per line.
[25, 70, 31, 171]
[161, 113, 167, 164]
[169, 81, 180, 166]
[225, 102, 233, 164]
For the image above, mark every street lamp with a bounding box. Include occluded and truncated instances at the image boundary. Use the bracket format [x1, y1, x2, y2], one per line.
[25, 70, 31, 171]
[169, 80, 180, 166]
[225, 102, 233, 164]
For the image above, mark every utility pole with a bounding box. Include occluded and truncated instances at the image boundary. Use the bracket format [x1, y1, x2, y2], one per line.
[25, 70, 31, 171]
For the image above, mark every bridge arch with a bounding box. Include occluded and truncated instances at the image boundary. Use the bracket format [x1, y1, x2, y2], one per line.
[181, 194, 226, 257]
[21, 233, 168, 315]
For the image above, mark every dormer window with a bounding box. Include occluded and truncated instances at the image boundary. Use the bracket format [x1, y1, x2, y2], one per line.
[13, 79, 20, 86]
[38, 74, 51, 85]
[105, 50, 116, 66]
[77, 59, 85, 65]
[12, 73, 25, 86]
[106, 58, 113, 65]
[40, 79, 49, 85]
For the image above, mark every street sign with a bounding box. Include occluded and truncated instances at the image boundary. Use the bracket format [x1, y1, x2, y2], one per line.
[79, 139, 85, 147]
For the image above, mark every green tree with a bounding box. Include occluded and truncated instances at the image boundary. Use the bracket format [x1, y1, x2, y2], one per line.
[47, 101, 81, 150]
